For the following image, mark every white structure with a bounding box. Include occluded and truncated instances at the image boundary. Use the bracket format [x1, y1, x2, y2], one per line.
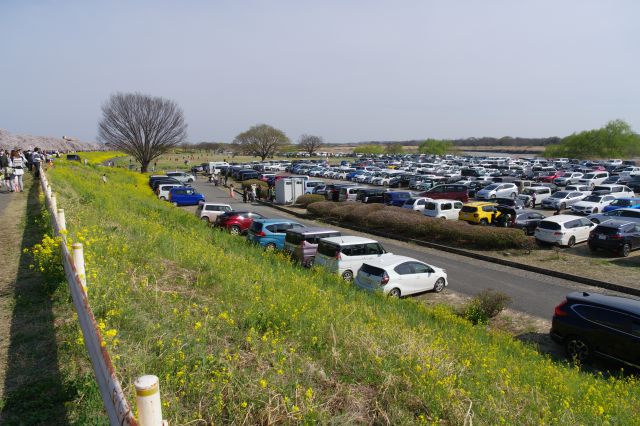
[275, 177, 305, 204]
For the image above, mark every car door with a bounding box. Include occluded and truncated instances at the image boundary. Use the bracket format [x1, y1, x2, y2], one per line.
[439, 202, 452, 218]
[576, 218, 594, 242]
[406, 261, 437, 294]
[574, 305, 636, 362]
[632, 224, 640, 247]
[392, 262, 415, 294]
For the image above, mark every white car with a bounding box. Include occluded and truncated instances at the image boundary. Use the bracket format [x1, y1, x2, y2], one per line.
[534, 215, 596, 247]
[402, 197, 432, 212]
[157, 183, 182, 200]
[517, 186, 553, 207]
[166, 171, 196, 184]
[570, 194, 617, 215]
[196, 203, 232, 222]
[315, 236, 392, 281]
[565, 184, 592, 196]
[592, 184, 635, 199]
[578, 171, 609, 189]
[354, 255, 447, 297]
[620, 167, 640, 179]
[476, 183, 519, 200]
[423, 200, 463, 219]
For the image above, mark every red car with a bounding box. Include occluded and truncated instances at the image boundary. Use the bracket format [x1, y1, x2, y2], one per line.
[420, 184, 469, 203]
[215, 211, 266, 235]
[537, 171, 565, 183]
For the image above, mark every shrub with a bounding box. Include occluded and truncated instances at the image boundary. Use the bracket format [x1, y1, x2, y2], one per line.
[463, 289, 512, 325]
[306, 201, 338, 217]
[295, 194, 324, 208]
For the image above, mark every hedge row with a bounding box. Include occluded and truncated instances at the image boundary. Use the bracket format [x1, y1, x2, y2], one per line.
[307, 201, 532, 250]
[295, 194, 325, 208]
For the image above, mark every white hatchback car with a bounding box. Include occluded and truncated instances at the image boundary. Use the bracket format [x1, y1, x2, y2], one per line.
[402, 197, 432, 212]
[157, 183, 182, 200]
[354, 255, 447, 297]
[476, 183, 519, 200]
[197, 203, 232, 222]
[166, 171, 196, 184]
[534, 215, 596, 247]
[423, 200, 463, 219]
[315, 236, 392, 281]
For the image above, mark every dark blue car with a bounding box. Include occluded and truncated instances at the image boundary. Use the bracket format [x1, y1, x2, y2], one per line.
[383, 191, 413, 207]
[168, 187, 205, 206]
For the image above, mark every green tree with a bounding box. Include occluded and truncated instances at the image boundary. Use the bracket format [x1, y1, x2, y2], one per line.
[544, 120, 640, 159]
[353, 144, 385, 155]
[232, 124, 290, 161]
[385, 143, 404, 154]
[418, 139, 453, 156]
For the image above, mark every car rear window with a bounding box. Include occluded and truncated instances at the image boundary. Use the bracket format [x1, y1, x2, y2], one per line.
[360, 263, 386, 276]
[594, 226, 620, 235]
[461, 206, 477, 213]
[537, 221, 561, 231]
[317, 241, 339, 257]
[285, 232, 303, 245]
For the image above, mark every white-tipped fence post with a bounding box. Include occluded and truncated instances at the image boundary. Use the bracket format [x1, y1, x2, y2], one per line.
[50, 194, 57, 214]
[57, 209, 66, 233]
[135, 375, 166, 426]
[72, 243, 87, 293]
[46, 184, 52, 199]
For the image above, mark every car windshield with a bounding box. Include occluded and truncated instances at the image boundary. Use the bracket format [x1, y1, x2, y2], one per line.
[483, 184, 499, 190]
[583, 195, 603, 202]
[550, 191, 568, 199]
[583, 173, 596, 179]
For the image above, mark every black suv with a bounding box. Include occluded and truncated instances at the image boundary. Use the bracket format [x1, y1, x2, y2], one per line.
[588, 220, 640, 257]
[551, 292, 640, 367]
[628, 176, 640, 193]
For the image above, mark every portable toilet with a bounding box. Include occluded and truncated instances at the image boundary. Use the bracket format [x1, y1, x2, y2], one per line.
[276, 177, 305, 204]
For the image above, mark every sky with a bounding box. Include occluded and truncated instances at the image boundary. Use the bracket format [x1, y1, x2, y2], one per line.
[1, 0, 639, 144]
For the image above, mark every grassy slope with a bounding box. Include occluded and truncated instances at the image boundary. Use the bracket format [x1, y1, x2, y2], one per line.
[44, 160, 639, 425]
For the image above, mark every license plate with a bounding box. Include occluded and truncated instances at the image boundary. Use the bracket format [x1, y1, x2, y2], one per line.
[598, 235, 606, 240]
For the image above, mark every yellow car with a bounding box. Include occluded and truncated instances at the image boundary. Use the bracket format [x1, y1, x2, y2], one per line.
[458, 201, 500, 225]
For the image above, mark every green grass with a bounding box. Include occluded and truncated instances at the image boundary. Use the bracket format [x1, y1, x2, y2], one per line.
[36, 160, 640, 424]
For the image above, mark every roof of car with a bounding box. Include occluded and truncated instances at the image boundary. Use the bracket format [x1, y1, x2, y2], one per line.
[285, 227, 339, 235]
[595, 220, 636, 228]
[202, 202, 231, 207]
[361, 254, 421, 268]
[539, 214, 584, 223]
[253, 218, 300, 224]
[320, 236, 379, 245]
[566, 291, 640, 316]
[464, 201, 497, 207]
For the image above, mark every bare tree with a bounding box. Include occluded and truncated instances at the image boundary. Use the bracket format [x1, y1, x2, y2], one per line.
[232, 124, 290, 160]
[98, 92, 187, 172]
[298, 134, 323, 156]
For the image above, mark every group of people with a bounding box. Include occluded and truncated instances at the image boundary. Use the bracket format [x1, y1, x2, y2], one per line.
[0, 147, 46, 193]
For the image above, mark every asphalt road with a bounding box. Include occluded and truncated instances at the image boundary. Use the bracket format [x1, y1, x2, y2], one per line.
[189, 178, 636, 321]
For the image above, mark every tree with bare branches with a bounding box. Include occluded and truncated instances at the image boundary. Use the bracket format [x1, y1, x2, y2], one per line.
[98, 92, 188, 172]
[232, 124, 290, 160]
[298, 134, 323, 156]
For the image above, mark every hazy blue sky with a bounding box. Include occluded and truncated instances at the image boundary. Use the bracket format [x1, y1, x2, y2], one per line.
[1, 1, 639, 143]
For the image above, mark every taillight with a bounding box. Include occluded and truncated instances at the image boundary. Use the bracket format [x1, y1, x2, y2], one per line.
[256, 231, 266, 237]
[553, 232, 564, 236]
[609, 234, 623, 239]
[380, 273, 389, 285]
[554, 300, 569, 317]
[335, 252, 341, 260]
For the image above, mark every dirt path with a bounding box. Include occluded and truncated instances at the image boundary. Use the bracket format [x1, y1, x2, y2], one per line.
[0, 177, 70, 424]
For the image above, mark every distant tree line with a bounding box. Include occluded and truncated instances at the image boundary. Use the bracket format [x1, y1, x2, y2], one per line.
[544, 120, 640, 159]
[357, 137, 561, 148]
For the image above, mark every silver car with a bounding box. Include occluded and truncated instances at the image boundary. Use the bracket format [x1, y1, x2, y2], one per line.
[476, 183, 519, 200]
[541, 191, 586, 210]
[554, 172, 583, 186]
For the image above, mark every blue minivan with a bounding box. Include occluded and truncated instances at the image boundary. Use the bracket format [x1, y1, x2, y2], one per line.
[168, 187, 205, 206]
[247, 219, 305, 250]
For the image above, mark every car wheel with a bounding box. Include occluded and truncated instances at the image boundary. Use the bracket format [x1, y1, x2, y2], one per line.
[432, 278, 445, 293]
[160, 196, 166, 200]
[567, 236, 576, 247]
[588, 243, 598, 252]
[565, 336, 591, 363]
[201, 216, 209, 223]
[490, 194, 496, 199]
[388, 288, 401, 298]
[305, 258, 315, 268]
[265, 242, 277, 251]
[341, 270, 354, 281]
[479, 219, 488, 226]
[592, 219, 600, 224]
[510, 192, 516, 199]
[523, 227, 530, 235]
[621, 243, 631, 257]
[560, 203, 566, 210]
[172, 202, 178, 207]
[229, 225, 241, 236]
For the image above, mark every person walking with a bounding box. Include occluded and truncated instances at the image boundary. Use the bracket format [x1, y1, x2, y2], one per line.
[10, 150, 25, 192]
[531, 192, 537, 208]
[0, 150, 11, 192]
[229, 183, 235, 198]
[224, 172, 229, 186]
[31, 147, 42, 178]
[242, 187, 248, 203]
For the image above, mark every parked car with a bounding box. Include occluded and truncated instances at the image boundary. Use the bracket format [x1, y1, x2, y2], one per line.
[627, 176, 640, 193]
[588, 220, 640, 257]
[166, 171, 196, 184]
[603, 198, 640, 213]
[588, 208, 640, 225]
[578, 171, 609, 189]
[570, 194, 617, 215]
[151, 177, 182, 192]
[517, 186, 553, 208]
[510, 209, 547, 235]
[421, 184, 469, 203]
[156, 183, 182, 200]
[619, 167, 640, 180]
[565, 184, 592, 196]
[534, 215, 595, 247]
[354, 255, 447, 297]
[283, 227, 341, 267]
[554, 172, 583, 186]
[458, 201, 500, 225]
[402, 197, 432, 212]
[494, 197, 525, 210]
[551, 292, 640, 367]
[215, 211, 265, 235]
[196, 202, 232, 222]
[356, 188, 386, 204]
[337, 186, 366, 202]
[238, 170, 260, 181]
[423, 200, 463, 220]
[383, 191, 413, 207]
[315, 236, 391, 281]
[305, 180, 325, 194]
[591, 184, 635, 199]
[475, 183, 519, 200]
[247, 219, 305, 250]
[537, 171, 564, 183]
[168, 187, 205, 207]
[541, 191, 586, 210]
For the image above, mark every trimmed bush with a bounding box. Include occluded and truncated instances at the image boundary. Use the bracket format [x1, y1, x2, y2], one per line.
[307, 201, 338, 217]
[462, 289, 512, 325]
[295, 194, 324, 208]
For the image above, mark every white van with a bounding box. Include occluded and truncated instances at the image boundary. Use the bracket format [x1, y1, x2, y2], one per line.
[315, 236, 392, 281]
[534, 215, 595, 247]
[578, 172, 609, 189]
[305, 180, 325, 194]
[157, 183, 182, 200]
[423, 200, 463, 219]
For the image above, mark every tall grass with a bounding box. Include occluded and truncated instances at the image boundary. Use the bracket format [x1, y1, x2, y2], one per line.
[41, 161, 640, 424]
